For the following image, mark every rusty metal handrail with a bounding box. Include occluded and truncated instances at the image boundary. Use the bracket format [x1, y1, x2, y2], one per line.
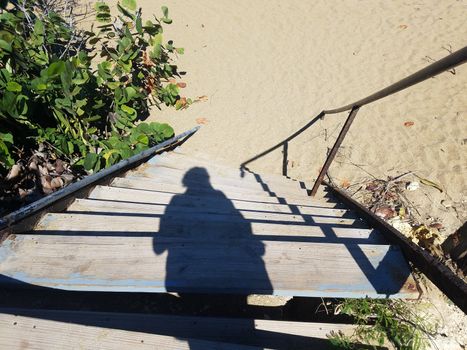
[310, 45, 467, 196]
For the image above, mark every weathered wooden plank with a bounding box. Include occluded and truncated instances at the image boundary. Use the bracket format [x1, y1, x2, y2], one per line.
[0, 308, 357, 350]
[0, 234, 418, 298]
[68, 198, 356, 221]
[106, 180, 339, 208]
[149, 150, 268, 175]
[0, 311, 265, 350]
[124, 167, 310, 198]
[46, 206, 381, 243]
[145, 153, 309, 191]
[33, 213, 370, 239]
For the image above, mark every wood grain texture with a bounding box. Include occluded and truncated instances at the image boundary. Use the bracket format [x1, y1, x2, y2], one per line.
[32, 212, 374, 243]
[73, 194, 350, 218]
[0, 312, 265, 350]
[145, 153, 309, 190]
[105, 180, 339, 208]
[149, 151, 301, 184]
[125, 166, 311, 198]
[0, 233, 418, 298]
[0, 308, 357, 350]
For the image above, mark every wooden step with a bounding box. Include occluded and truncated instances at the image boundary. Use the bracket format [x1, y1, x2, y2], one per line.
[0, 310, 266, 350]
[0, 308, 357, 350]
[49, 208, 379, 243]
[107, 179, 340, 208]
[77, 190, 349, 218]
[152, 150, 298, 183]
[69, 197, 363, 224]
[0, 233, 418, 298]
[34, 212, 370, 239]
[147, 152, 310, 191]
[124, 168, 310, 199]
[66, 200, 383, 244]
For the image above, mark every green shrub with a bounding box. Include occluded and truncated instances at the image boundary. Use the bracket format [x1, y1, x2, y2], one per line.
[329, 298, 436, 350]
[0, 0, 186, 175]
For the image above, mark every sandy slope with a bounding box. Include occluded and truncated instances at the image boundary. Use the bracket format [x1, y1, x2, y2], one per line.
[120, 0, 467, 237]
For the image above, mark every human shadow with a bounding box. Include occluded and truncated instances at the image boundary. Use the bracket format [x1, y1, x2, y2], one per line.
[153, 167, 273, 349]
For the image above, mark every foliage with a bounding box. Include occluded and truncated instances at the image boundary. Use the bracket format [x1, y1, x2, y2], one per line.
[328, 330, 356, 350]
[329, 298, 436, 350]
[0, 0, 185, 176]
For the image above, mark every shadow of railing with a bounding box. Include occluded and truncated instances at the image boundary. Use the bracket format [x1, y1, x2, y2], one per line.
[240, 111, 324, 180]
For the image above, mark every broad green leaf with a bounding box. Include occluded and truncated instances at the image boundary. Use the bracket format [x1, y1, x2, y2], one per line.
[0, 132, 13, 144]
[119, 37, 132, 51]
[103, 149, 120, 167]
[83, 152, 98, 171]
[34, 19, 44, 36]
[136, 17, 143, 34]
[67, 141, 74, 154]
[96, 14, 111, 23]
[117, 3, 136, 19]
[157, 123, 174, 138]
[150, 33, 163, 59]
[6, 81, 22, 92]
[0, 39, 11, 52]
[43, 61, 66, 79]
[150, 122, 173, 138]
[161, 6, 169, 18]
[36, 83, 47, 91]
[136, 122, 152, 134]
[120, 104, 137, 118]
[107, 81, 121, 89]
[95, 2, 110, 12]
[161, 6, 172, 24]
[124, 86, 137, 100]
[122, 0, 137, 11]
[136, 134, 149, 145]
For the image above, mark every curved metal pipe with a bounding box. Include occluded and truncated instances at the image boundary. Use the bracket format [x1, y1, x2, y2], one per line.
[324, 46, 467, 114]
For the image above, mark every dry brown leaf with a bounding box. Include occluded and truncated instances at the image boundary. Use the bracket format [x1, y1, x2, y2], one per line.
[50, 177, 64, 189]
[195, 117, 209, 125]
[375, 206, 396, 219]
[399, 24, 408, 29]
[177, 82, 187, 88]
[55, 159, 65, 174]
[429, 222, 443, 230]
[341, 179, 351, 188]
[404, 121, 414, 127]
[6, 164, 23, 181]
[197, 95, 208, 102]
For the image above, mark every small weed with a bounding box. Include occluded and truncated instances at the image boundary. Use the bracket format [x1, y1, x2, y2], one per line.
[328, 298, 437, 350]
[328, 330, 356, 349]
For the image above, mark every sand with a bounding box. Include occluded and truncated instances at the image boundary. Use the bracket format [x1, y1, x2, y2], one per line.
[114, 0, 467, 237]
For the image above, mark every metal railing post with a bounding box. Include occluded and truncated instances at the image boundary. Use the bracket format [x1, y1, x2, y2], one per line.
[310, 106, 360, 196]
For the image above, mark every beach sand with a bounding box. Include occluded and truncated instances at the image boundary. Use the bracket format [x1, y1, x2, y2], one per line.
[120, 0, 467, 237]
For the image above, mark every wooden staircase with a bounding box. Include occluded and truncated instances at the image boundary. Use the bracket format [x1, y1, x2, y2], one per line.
[0, 147, 419, 349]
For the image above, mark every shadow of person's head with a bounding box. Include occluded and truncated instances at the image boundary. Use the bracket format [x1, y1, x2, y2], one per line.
[183, 167, 211, 187]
